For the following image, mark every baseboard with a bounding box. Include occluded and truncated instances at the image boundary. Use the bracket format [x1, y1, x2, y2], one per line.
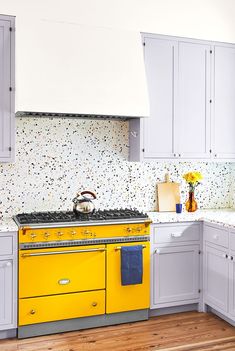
[208, 307, 235, 327]
[149, 303, 199, 317]
[18, 309, 149, 339]
[0, 328, 17, 339]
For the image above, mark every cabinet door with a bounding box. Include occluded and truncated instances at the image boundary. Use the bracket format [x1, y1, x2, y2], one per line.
[0, 17, 14, 162]
[19, 245, 106, 298]
[204, 244, 229, 313]
[152, 245, 200, 306]
[0, 260, 13, 328]
[106, 242, 150, 314]
[143, 38, 177, 159]
[229, 257, 235, 317]
[175, 42, 211, 159]
[213, 46, 235, 159]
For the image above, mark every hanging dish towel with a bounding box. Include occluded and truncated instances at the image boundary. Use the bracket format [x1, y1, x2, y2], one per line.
[121, 245, 143, 286]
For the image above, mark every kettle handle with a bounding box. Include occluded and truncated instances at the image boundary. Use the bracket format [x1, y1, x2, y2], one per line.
[80, 190, 97, 199]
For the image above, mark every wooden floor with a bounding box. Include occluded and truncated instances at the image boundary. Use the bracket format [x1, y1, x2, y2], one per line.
[1, 312, 235, 351]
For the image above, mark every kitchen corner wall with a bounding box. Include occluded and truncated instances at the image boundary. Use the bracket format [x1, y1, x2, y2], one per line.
[0, 118, 232, 217]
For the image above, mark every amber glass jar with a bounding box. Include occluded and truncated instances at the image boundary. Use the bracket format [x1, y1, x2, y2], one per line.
[185, 191, 198, 212]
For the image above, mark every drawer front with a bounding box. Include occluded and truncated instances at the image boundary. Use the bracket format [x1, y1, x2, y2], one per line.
[19, 290, 105, 326]
[204, 225, 228, 248]
[153, 224, 200, 244]
[19, 245, 105, 298]
[0, 236, 13, 256]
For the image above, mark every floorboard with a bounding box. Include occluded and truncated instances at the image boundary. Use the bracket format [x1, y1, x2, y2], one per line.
[1, 312, 235, 351]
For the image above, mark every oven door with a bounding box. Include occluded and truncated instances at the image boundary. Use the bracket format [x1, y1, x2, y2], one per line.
[19, 245, 106, 298]
[106, 242, 150, 314]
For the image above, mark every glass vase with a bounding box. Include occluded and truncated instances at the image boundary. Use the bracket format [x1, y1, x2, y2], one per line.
[185, 191, 198, 212]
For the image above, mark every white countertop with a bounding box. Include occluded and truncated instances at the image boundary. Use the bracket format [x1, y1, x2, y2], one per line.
[148, 209, 235, 228]
[0, 217, 18, 232]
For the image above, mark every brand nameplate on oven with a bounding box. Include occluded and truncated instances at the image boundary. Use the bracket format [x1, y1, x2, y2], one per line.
[58, 278, 70, 285]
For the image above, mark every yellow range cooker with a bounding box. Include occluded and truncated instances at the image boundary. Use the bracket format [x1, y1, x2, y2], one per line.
[14, 209, 151, 339]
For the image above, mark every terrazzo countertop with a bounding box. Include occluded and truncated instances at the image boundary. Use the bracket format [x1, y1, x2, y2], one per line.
[0, 217, 18, 232]
[1, 209, 235, 232]
[148, 209, 235, 228]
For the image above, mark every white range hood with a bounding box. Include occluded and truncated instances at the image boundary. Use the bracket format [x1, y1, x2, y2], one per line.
[15, 19, 149, 118]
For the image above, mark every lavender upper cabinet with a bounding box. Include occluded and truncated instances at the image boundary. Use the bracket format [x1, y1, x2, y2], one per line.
[129, 35, 211, 161]
[175, 42, 211, 159]
[141, 38, 177, 159]
[0, 15, 15, 163]
[213, 46, 235, 159]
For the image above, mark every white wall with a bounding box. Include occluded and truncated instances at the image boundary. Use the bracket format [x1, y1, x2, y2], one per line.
[1, 0, 235, 43]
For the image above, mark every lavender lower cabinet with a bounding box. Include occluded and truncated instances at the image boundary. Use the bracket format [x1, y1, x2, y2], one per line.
[204, 244, 229, 313]
[229, 231, 235, 318]
[229, 258, 235, 317]
[203, 225, 235, 325]
[0, 260, 13, 327]
[0, 231, 17, 335]
[151, 245, 200, 308]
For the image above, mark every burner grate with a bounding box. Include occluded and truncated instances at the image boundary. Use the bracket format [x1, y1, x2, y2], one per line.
[15, 209, 148, 225]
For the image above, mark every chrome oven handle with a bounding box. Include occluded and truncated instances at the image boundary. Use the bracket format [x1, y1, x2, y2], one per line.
[21, 248, 106, 257]
[115, 245, 146, 250]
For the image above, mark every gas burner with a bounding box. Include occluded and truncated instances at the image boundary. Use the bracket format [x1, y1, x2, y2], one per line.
[14, 209, 148, 226]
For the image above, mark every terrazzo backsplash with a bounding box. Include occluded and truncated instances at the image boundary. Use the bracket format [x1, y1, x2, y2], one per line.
[0, 117, 233, 217]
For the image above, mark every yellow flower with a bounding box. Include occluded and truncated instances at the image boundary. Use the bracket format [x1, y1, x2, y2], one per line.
[183, 171, 203, 184]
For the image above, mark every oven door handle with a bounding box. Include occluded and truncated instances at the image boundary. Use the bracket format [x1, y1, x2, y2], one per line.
[115, 245, 146, 250]
[21, 247, 106, 257]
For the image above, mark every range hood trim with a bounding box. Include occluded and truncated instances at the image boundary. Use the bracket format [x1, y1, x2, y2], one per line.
[15, 111, 147, 120]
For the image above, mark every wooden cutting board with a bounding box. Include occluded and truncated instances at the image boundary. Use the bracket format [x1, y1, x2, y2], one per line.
[157, 174, 180, 212]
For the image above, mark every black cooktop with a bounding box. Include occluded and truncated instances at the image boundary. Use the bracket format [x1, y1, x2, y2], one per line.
[15, 209, 148, 225]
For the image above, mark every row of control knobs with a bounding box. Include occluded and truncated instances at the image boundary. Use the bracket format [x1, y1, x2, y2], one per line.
[28, 227, 145, 241]
[29, 230, 94, 240]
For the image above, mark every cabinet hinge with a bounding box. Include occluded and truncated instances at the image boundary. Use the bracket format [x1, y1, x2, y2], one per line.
[198, 289, 201, 293]
[210, 50, 212, 54]
[142, 148, 145, 153]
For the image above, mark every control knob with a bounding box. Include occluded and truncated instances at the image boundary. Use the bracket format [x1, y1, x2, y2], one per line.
[71, 231, 77, 238]
[57, 232, 64, 238]
[44, 232, 50, 239]
[126, 227, 133, 233]
[30, 233, 37, 240]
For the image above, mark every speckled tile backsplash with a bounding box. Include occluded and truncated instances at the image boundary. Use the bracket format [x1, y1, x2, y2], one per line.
[228, 163, 235, 208]
[0, 117, 233, 217]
